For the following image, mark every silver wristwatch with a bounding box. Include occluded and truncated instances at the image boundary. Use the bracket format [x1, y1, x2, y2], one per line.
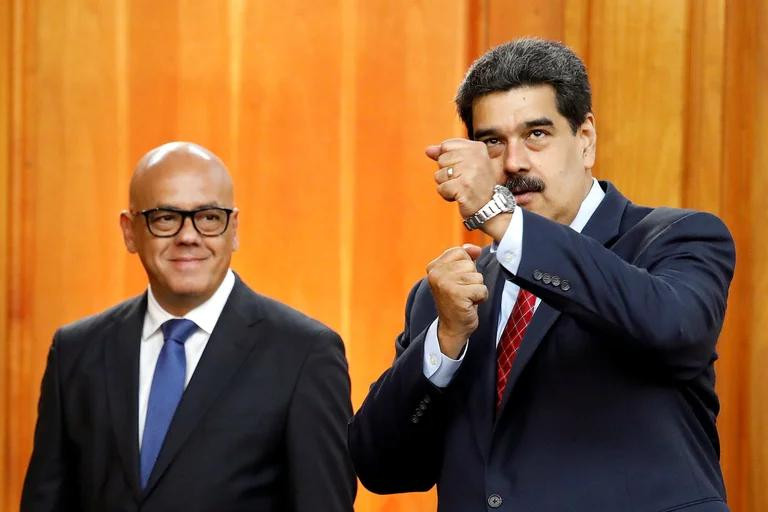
[463, 185, 516, 231]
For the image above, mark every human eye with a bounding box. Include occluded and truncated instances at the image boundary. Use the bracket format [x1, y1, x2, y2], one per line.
[524, 128, 551, 148]
[479, 136, 505, 157]
[150, 211, 179, 224]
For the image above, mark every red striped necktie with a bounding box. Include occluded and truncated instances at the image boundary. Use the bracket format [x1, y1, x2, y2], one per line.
[495, 289, 536, 411]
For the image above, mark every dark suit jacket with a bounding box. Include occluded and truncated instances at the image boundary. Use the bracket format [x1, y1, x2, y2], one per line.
[22, 276, 356, 511]
[349, 182, 735, 512]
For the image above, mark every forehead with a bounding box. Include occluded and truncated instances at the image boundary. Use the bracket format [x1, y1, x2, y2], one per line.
[133, 157, 232, 209]
[471, 85, 563, 132]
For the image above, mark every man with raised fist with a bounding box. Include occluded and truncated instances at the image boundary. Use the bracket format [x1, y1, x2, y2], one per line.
[350, 38, 734, 512]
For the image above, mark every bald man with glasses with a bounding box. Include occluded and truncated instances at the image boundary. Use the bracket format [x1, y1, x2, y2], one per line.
[22, 142, 356, 512]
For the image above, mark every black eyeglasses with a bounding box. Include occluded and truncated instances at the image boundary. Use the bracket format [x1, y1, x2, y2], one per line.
[134, 207, 234, 237]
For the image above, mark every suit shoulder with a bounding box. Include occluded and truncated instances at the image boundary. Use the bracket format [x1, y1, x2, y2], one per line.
[55, 295, 143, 344]
[238, 286, 341, 347]
[624, 203, 731, 237]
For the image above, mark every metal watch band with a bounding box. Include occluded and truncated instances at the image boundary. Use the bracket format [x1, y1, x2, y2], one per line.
[463, 185, 515, 231]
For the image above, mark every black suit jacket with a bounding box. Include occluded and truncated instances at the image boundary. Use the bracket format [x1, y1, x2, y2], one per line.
[22, 276, 356, 511]
[349, 182, 735, 511]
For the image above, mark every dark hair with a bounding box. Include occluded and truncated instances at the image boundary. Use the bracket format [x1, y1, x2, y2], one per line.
[456, 38, 591, 136]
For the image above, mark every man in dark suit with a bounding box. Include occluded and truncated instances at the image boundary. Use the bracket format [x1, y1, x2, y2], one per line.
[349, 38, 734, 511]
[22, 142, 356, 511]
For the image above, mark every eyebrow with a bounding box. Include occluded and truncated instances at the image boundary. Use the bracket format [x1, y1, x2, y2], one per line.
[474, 117, 555, 139]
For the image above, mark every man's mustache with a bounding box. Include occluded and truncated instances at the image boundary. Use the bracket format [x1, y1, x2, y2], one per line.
[505, 174, 545, 194]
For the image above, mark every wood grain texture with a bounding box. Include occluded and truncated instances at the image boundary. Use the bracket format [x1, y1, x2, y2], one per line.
[720, 1, 760, 510]
[2, 1, 767, 511]
[588, 0, 689, 207]
[748, 2, 768, 508]
[0, 2, 11, 508]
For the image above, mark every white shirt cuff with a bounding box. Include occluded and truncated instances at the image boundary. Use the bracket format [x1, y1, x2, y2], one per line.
[423, 318, 466, 388]
[495, 206, 524, 274]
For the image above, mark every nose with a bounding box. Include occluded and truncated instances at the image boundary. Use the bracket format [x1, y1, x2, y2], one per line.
[175, 216, 201, 244]
[503, 139, 531, 175]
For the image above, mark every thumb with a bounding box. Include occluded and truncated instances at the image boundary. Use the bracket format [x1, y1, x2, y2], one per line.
[425, 145, 442, 161]
[462, 243, 483, 261]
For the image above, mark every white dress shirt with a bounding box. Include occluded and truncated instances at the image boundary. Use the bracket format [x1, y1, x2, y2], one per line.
[138, 269, 236, 447]
[423, 178, 605, 387]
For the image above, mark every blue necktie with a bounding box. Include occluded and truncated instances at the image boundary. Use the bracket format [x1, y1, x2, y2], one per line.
[140, 318, 198, 489]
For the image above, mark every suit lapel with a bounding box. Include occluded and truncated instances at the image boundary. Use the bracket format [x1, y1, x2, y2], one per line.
[142, 279, 264, 496]
[464, 251, 503, 461]
[495, 181, 628, 420]
[104, 294, 146, 500]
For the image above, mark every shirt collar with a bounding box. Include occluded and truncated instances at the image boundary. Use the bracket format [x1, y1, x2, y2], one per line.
[569, 177, 605, 234]
[142, 269, 236, 341]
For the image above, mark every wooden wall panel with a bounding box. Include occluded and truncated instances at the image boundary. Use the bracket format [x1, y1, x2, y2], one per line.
[230, 0, 344, 329]
[346, 1, 467, 509]
[588, 0, 689, 207]
[749, 3, 768, 508]
[720, 2, 768, 511]
[0, 2, 11, 508]
[3, 1, 767, 511]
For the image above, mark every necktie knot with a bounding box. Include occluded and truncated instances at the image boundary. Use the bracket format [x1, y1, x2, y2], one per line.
[161, 318, 198, 345]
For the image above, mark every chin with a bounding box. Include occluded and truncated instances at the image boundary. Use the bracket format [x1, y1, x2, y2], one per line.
[166, 276, 214, 298]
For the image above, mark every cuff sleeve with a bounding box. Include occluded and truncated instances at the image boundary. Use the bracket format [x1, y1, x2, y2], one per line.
[422, 318, 466, 388]
[495, 206, 524, 274]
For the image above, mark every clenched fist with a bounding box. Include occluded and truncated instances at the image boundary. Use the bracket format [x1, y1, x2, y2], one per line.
[427, 244, 488, 359]
[426, 138, 499, 219]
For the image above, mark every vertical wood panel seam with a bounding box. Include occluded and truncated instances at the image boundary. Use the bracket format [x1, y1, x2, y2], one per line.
[7, 0, 31, 506]
[115, 0, 128, 292]
[681, 0, 693, 209]
[0, 0, 11, 505]
[228, 0, 244, 177]
[339, 0, 356, 346]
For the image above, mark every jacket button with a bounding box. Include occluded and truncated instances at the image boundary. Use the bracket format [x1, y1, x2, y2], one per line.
[551, 275, 561, 287]
[487, 493, 503, 508]
[533, 269, 543, 281]
[561, 280, 571, 291]
[410, 415, 420, 424]
[542, 273, 552, 284]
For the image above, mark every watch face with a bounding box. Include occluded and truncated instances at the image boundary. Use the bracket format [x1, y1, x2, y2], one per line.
[495, 185, 516, 210]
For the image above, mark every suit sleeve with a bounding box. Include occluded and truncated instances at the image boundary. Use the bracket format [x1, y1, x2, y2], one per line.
[511, 209, 735, 379]
[286, 329, 356, 511]
[348, 280, 448, 494]
[21, 331, 77, 512]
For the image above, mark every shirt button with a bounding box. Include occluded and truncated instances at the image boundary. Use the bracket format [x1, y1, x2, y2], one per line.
[503, 252, 514, 263]
[487, 493, 503, 508]
[429, 353, 440, 366]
